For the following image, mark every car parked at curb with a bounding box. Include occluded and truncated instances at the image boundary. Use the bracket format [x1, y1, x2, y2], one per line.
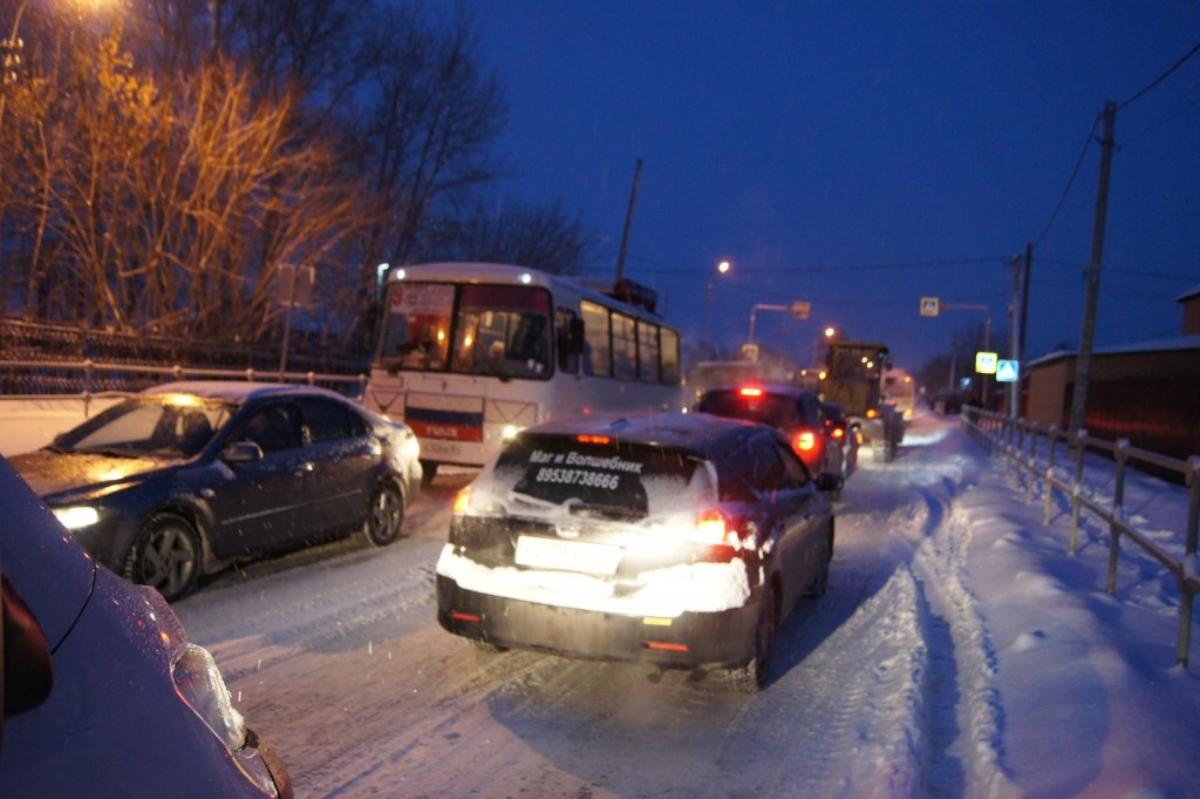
[8, 382, 422, 600]
[435, 412, 836, 692]
[0, 456, 292, 797]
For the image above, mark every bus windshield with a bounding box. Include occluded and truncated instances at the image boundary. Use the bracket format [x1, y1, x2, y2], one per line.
[379, 282, 552, 379]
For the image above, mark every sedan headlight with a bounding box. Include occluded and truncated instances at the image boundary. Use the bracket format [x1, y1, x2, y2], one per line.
[53, 505, 100, 530]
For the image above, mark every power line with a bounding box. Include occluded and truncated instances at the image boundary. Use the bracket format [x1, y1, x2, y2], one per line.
[1121, 83, 1200, 148]
[1118, 39, 1200, 111]
[607, 255, 1007, 276]
[1040, 255, 1199, 281]
[1034, 115, 1100, 248]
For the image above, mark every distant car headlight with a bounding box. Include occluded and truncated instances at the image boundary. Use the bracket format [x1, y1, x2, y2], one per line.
[53, 505, 100, 530]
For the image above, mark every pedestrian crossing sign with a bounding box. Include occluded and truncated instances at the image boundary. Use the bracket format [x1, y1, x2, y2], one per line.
[974, 351, 998, 375]
[995, 359, 1019, 383]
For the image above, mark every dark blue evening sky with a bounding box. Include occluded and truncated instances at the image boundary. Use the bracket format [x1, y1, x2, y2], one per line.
[471, 1, 1200, 371]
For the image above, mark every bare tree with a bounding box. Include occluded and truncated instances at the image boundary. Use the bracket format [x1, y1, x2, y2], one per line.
[424, 197, 595, 275]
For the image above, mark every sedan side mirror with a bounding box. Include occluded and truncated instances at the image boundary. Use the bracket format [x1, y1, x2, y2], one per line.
[815, 473, 843, 493]
[220, 441, 264, 464]
[2, 573, 54, 725]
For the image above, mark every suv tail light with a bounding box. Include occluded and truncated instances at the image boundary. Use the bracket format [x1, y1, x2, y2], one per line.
[832, 427, 845, 440]
[792, 430, 817, 453]
[737, 385, 763, 398]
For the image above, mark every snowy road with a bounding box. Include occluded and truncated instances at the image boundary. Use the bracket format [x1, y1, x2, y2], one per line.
[164, 413, 1197, 798]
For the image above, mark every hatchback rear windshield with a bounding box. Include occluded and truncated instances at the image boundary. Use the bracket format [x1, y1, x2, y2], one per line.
[493, 433, 702, 519]
[698, 390, 796, 428]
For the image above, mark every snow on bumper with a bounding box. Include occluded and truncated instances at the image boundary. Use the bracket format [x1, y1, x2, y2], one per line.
[434, 544, 750, 618]
[435, 545, 758, 666]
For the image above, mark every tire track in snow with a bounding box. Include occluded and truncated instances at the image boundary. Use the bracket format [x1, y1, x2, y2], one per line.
[907, 482, 1020, 799]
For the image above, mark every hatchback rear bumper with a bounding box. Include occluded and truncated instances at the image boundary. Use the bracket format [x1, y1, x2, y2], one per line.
[436, 575, 760, 669]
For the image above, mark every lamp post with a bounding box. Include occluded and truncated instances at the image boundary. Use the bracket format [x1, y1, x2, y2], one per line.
[704, 260, 732, 356]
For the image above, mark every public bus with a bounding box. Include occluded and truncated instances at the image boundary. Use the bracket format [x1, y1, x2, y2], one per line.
[363, 262, 684, 481]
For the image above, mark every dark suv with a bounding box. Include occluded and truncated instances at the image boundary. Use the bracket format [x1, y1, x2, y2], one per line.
[696, 384, 845, 489]
[435, 412, 836, 691]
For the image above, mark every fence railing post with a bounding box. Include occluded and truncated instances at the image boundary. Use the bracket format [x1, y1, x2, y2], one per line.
[1025, 422, 1038, 500]
[1179, 456, 1200, 667]
[1107, 438, 1130, 594]
[1044, 425, 1059, 524]
[1069, 429, 1087, 555]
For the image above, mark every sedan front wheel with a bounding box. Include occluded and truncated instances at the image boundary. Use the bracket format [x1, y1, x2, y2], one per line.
[125, 512, 201, 602]
[363, 482, 405, 547]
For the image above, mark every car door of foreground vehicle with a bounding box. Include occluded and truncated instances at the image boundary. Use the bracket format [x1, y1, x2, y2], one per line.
[296, 397, 380, 536]
[208, 401, 313, 557]
[753, 432, 825, 611]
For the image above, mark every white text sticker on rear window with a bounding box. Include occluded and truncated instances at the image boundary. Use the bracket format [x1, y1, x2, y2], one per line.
[534, 467, 620, 490]
[528, 449, 644, 474]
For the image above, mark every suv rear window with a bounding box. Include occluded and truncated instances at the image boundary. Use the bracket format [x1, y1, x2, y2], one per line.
[698, 390, 798, 428]
[493, 433, 702, 518]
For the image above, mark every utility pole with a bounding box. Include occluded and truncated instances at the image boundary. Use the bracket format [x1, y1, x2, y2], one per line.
[1069, 102, 1117, 433]
[614, 157, 643, 281]
[1017, 242, 1033, 413]
[1008, 253, 1022, 417]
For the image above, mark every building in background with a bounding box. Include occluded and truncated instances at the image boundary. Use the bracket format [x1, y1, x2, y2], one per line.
[1024, 285, 1200, 462]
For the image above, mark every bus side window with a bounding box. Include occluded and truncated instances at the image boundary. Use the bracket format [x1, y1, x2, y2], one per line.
[660, 328, 680, 385]
[581, 300, 611, 377]
[611, 312, 638, 381]
[556, 308, 580, 374]
[637, 321, 660, 383]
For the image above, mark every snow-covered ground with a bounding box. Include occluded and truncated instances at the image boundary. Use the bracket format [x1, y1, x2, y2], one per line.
[4, 404, 1199, 797]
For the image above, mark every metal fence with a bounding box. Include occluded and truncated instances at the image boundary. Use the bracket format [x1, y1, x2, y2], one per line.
[0, 359, 367, 403]
[962, 406, 1200, 668]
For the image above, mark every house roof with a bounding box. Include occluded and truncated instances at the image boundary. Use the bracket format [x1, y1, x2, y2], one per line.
[1176, 284, 1200, 303]
[1028, 334, 1200, 368]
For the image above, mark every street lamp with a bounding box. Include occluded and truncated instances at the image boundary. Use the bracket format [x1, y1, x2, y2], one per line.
[824, 326, 836, 338]
[705, 259, 732, 355]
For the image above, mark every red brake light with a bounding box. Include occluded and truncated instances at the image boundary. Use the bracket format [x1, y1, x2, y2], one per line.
[694, 509, 732, 545]
[866, 408, 878, 419]
[737, 386, 763, 398]
[576, 434, 612, 445]
[792, 431, 817, 453]
[832, 427, 845, 440]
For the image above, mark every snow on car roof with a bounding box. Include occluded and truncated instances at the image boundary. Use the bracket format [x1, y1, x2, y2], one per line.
[143, 381, 349, 404]
[525, 411, 759, 455]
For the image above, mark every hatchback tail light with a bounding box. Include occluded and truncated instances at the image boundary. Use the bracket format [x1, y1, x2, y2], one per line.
[832, 427, 845, 440]
[737, 385, 763, 398]
[452, 486, 472, 515]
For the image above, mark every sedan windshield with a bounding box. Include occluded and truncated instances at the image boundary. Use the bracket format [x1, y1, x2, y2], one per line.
[54, 396, 235, 459]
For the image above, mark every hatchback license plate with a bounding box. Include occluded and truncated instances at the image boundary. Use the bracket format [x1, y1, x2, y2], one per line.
[514, 536, 621, 576]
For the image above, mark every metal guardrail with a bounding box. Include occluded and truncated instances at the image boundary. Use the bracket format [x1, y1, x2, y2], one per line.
[962, 406, 1200, 668]
[0, 359, 368, 402]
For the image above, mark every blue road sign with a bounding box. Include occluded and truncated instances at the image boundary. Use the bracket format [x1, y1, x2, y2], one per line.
[995, 359, 1019, 383]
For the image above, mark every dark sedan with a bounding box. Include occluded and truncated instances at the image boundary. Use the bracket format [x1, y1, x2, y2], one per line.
[436, 412, 836, 692]
[11, 382, 422, 600]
